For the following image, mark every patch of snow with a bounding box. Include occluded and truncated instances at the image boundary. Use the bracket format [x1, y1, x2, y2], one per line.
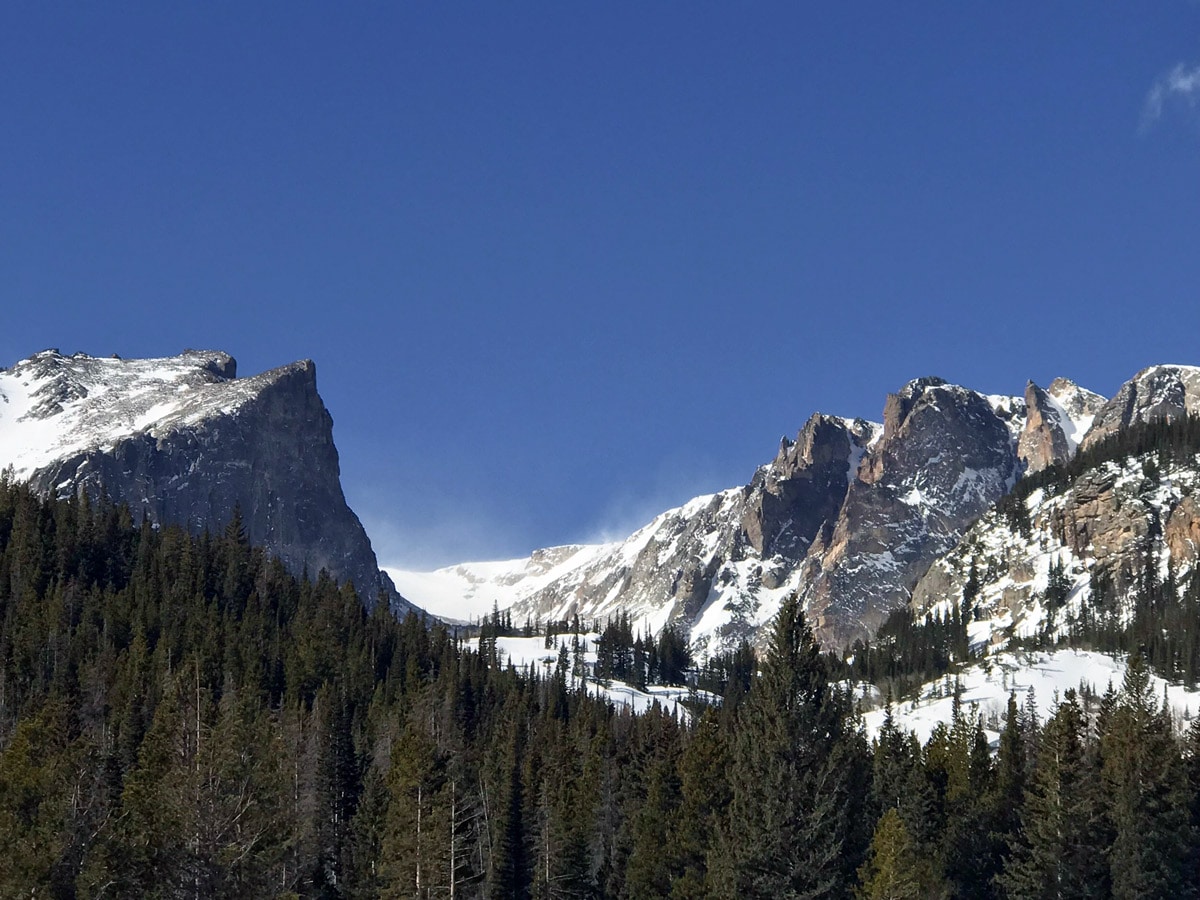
[463, 633, 703, 719]
[863, 649, 1200, 746]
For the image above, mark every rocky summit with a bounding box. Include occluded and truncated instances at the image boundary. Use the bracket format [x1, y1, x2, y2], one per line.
[0, 349, 409, 612]
[394, 371, 1116, 653]
[12, 349, 1198, 658]
[1081, 365, 1200, 450]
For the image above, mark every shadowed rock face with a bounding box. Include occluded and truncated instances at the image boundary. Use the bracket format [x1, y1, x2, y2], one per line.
[1016, 378, 1105, 474]
[1, 350, 408, 613]
[1019, 382, 1074, 474]
[742, 414, 878, 558]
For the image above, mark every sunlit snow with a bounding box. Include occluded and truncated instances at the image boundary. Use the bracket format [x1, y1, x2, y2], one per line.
[862, 649, 1200, 746]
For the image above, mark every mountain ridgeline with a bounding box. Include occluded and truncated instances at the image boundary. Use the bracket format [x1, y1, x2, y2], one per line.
[0, 349, 409, 615]
[6, 351, 1200, 896]
[6, 348, 1200, 661]
[394, 369, 1132, 652]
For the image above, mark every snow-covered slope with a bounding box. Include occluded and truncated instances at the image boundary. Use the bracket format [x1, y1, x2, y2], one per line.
[0, 348, 405, 611]
[396, 375, 1088, 655]
[395, 488, 807, 652]
[912, 445, 1200, 650]
[387, 544, 618, 624]
[395, 411, 887, 655]
[862, 649, 1200, 745]
[463, 634, 703, 719]
[0, 349, 245, 480]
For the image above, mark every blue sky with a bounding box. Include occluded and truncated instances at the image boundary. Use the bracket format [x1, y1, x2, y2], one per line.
[3, 4, 1199, 568]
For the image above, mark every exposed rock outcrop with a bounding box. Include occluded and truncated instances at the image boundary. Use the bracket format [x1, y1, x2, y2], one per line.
[0, 350, 407, 612]
[398, 377, 1055, 651]
[1082, 365, 1200, 450]
[800, 379, 1027, 645]
[1018, 378, 1106, 474]
[912, 451, 1199, 645]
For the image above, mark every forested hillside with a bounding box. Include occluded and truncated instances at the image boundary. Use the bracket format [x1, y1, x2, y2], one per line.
[4, 479, 1200, 898]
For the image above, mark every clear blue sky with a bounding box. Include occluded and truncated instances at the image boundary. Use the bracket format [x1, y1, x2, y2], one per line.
[3, 4, 1199, 568]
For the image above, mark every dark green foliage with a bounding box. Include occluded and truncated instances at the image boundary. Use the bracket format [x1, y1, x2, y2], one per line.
[1100, 654, 1191, 899]
[857, 808, 944, 900]
[670, 709, 730, 898]
[714, 594, 868, 899]
[1003, 689, 1108, 900]
[1066, 558, 1200, 689]
[11, 477, 1200, 898]
[837, 600, 969, 698]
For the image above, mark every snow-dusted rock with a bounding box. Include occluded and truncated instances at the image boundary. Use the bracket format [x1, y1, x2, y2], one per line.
[1083, 365, 1200, 450]
[397, 377, 1046, 653]
[1017, 378, 1105, 474]
[0, 349, 406, 611]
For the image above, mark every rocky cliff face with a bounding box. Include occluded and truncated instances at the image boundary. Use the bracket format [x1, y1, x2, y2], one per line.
[397, 374, 1112, 653]
[0, 349, 407, 612]
[741, 414, 880, 559]
[797, 379, 1028, 645]
[1017, 378, 1106, 473]
[485, 414, 885, 655]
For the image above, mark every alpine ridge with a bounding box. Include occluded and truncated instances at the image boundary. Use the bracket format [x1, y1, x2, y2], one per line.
[394, 370, 1111, 652]
[0, 348, 410, 613]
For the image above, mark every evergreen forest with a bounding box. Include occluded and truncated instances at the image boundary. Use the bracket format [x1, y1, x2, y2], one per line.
[5, 473, 1200, 898]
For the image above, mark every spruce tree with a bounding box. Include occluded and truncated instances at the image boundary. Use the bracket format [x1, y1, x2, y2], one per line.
[670, 709, 731, 899]
[715, 593, 862, 899]
[856, 808, 943, 900]
[1003, 689, 1107, 899]
[1101, 654, 1190, 899]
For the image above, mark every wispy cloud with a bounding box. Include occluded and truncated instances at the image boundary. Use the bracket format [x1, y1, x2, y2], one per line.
[1142, 63, 1200, 131]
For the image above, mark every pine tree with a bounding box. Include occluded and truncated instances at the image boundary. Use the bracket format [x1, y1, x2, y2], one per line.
[1101, 654, 1190, 899]
[870, 703, 937, 851]
[670, 710, 730, 899]
[856, 808, 943, 900]
[625, 710, 683, 897]
[487, 717, 530, 899]
[1003, 689, 1107, 899]
[381, 724, 447, 898]
[0, 699, 72, 894]
[714, 593, 863, 899]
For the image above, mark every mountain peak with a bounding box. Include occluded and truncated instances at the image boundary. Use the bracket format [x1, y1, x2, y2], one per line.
[1082, 364, 1200, 451]
[0, 348, 405, 613]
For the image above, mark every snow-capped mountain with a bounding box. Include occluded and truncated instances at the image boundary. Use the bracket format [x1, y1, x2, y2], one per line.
[0, 349, 407, 611]
[395, 373, 1105, 653]
[912, 369, 1200, 651]
[1082, 364, 1200, 450]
